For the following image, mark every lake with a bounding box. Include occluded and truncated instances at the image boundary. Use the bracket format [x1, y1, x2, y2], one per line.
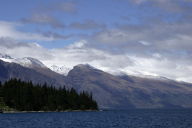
[0, 109, 192, 128]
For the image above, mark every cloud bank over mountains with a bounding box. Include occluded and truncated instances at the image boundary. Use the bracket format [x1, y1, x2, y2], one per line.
[0, 37, 192, 83]
[0, 0, 192, 82]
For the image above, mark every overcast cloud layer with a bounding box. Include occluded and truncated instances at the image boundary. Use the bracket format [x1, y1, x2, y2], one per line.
[0, 0, 192, 82]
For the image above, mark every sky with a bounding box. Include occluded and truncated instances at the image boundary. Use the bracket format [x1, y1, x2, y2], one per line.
[0, 0, 192, 82]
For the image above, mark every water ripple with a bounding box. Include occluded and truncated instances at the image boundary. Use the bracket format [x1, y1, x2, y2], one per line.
[0, 110, 192, 128]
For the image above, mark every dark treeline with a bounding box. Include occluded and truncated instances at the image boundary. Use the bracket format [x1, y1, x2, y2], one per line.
[0, 79, 98, 111]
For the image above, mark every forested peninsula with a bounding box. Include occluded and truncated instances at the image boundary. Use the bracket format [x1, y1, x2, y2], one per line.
[0, 79, 98, 112]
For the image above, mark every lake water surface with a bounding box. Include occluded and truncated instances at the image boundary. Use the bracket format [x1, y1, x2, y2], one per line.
[0, 109, 192, 128]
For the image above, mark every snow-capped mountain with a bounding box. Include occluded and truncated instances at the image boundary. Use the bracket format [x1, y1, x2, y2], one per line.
[0, 53, 14, 63]
[0, 53, 13, 59]
[0, 53, 176, 80]
[0, 53, 70, 75]
[49, 64, 98, 76]
[49, 65, 71, 76]
[0, 53, 47, 69]
[15, 57, 47, 68]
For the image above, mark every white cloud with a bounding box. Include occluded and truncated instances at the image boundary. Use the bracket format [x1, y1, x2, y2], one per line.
[0, 21, 54, 41]
[131, 0, 191, 12]
[67, 40, 87, 49]
[0, 38, 52, 59]
[139, 41, 151, 46]
[91, 22, 192, 57]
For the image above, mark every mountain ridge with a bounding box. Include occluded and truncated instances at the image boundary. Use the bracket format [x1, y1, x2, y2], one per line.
[0, 56, 192, 109]
[0, 53, 186, 83]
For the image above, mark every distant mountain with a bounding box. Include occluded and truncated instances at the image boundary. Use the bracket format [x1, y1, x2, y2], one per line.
[0, 60, 66, 87]
[66, 64, 192, 109]
[1, 55, 192, 109]
[0, 54, 66, 86]
[0, 54, 46, 69]
[0, 53, 71, 76]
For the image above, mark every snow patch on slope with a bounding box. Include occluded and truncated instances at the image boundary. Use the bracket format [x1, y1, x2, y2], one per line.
[0, 53, 47, 68]
[15, 57, 47, 68]
[49, 65, 71, 76]
[0, 53, 14, 63]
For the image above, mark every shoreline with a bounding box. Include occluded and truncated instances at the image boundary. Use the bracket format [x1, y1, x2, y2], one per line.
[1, 109, 99, 114]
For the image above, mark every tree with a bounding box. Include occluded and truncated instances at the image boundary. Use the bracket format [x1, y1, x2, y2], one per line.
[1, 79, 98, 111]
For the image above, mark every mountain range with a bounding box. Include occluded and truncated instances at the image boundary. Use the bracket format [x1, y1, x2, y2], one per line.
[0, 54, 192, 109]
